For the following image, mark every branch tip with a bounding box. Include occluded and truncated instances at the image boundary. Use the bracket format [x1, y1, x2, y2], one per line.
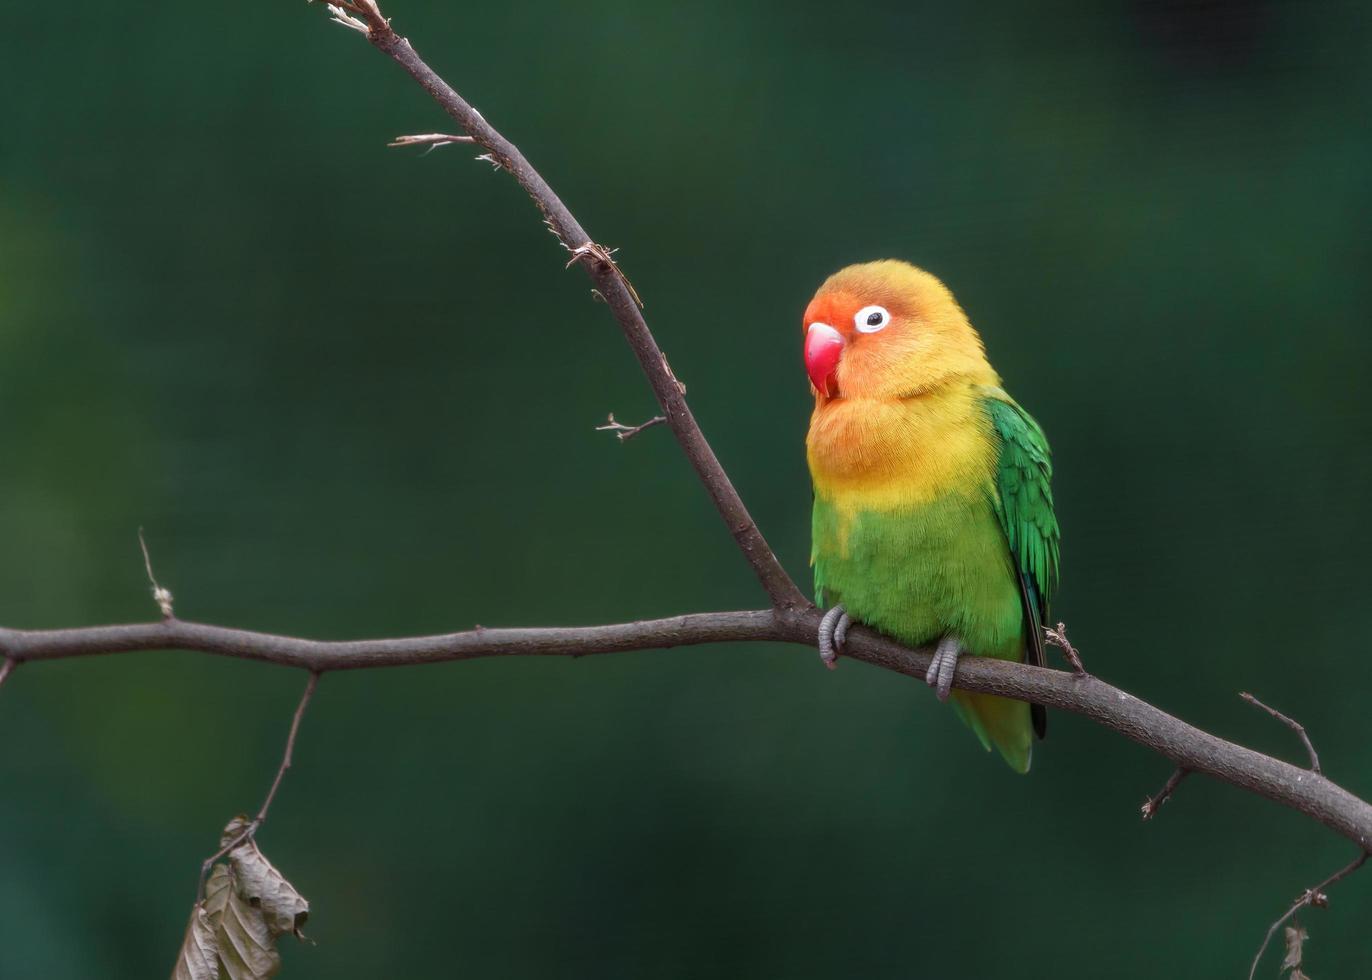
[1141, 767, 1189, 821]
[596, 412, 667, 443]
[137, 527, 175, 620]
[1043, 622, 1086, 675]
[316, 0, 387, 35]
[1241, 692, 1321, 774]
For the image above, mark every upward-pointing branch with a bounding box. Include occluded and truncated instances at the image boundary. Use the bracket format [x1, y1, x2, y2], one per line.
[325, 0, 806, 612]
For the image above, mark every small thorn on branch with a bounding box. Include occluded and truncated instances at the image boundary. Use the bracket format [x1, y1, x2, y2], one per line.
[1248, 852, 1368, 980]
[1043, 621, 1086, 675]
[660, 353, 687, 395]
[1240, 692, 1321, 774]
[138, 527, 175, 620]
[596, 412, 667, 443]
[388, 132, 478, 149]
[1141, 767, 1189, 820]
[0, 656, 15, 691]
[564, 241, 644, 309]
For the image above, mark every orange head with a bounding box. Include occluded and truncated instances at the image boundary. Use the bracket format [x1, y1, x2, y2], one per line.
[802, 260, 998, 402]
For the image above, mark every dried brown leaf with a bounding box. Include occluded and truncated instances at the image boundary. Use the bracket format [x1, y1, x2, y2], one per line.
[221, 817, 310, 938]
[205, 864, 281, 980]
[170, 904, 220, 980]
[1282, 923, 1308, 973]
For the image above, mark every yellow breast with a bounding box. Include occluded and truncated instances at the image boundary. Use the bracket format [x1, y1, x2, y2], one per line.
[806, 383, 997, 515]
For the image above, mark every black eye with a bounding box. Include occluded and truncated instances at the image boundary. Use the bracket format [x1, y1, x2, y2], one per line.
[866, 311, 883, 326]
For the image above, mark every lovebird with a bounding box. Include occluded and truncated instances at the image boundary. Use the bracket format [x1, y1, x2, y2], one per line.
[803, 260, 1060, 772]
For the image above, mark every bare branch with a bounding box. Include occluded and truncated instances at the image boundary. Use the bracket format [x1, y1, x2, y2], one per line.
[7, 610, 1372, 852]
[596, 412, 667, 443]
[1241, 691, 1321, 774]
[317, 0, 806, 611]
[197, 671, 321, 901]
[1248, 851, 1368, 980]
[1141, 767, 1189, 821]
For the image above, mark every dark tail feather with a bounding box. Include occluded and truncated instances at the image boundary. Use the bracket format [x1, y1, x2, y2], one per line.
[1016, 566, 1049, 740]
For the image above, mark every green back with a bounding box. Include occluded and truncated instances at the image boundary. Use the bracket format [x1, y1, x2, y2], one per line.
[983, 387, 1060, 636]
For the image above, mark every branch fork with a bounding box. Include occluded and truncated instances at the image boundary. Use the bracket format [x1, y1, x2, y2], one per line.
[596, 412, 667, 443]
[1241, 692, 1321, 773]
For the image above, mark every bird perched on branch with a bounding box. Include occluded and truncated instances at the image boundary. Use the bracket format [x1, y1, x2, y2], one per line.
[803, 260, 1060, 772]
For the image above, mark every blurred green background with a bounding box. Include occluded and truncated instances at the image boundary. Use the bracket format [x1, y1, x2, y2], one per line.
[2, 0, 1371, 976]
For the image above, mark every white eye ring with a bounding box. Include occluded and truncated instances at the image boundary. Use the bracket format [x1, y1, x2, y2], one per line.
[854, 305, 891, 334]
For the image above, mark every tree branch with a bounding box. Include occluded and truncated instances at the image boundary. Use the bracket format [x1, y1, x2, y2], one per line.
[320, 0, 805, 611]
[1248, 851, 1368, 980]
[196, 671, 321, 900]
[5, 609, 1372, 853]
[5, 3, 1368, 972]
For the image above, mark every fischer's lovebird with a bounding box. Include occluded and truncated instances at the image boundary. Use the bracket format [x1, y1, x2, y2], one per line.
[804, 260, 1060, 772]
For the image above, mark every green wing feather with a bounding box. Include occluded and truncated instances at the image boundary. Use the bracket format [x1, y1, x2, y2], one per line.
[983, 388, 1060, 738]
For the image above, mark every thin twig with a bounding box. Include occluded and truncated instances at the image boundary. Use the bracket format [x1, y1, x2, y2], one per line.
[1043, 621, 1086, 675]
[388, 132, 477, 148]
[138, 527, 175, 620]
[315, 0, 807, 611]
[1248, 851, 1368, 980]
[0, 656, 14, 691]
[1241, 692, 1321, 774]
[1141, 767, 1189, 821]
[196, 671, 321, 901]
[596, 412, 667, 443]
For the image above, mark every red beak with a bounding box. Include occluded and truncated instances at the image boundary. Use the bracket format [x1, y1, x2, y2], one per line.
[805, 322, 845, 397]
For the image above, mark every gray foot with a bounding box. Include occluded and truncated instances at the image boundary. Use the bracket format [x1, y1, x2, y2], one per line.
[925, 636, 963, 701]
[817, 604, 852, 671]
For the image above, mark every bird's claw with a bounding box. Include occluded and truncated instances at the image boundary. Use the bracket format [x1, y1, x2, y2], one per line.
[817, 604, 851, 670]
[925, 636, 963, 701]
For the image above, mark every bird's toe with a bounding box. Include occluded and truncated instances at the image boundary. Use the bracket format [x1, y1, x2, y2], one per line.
[817, 604, 847, 670]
